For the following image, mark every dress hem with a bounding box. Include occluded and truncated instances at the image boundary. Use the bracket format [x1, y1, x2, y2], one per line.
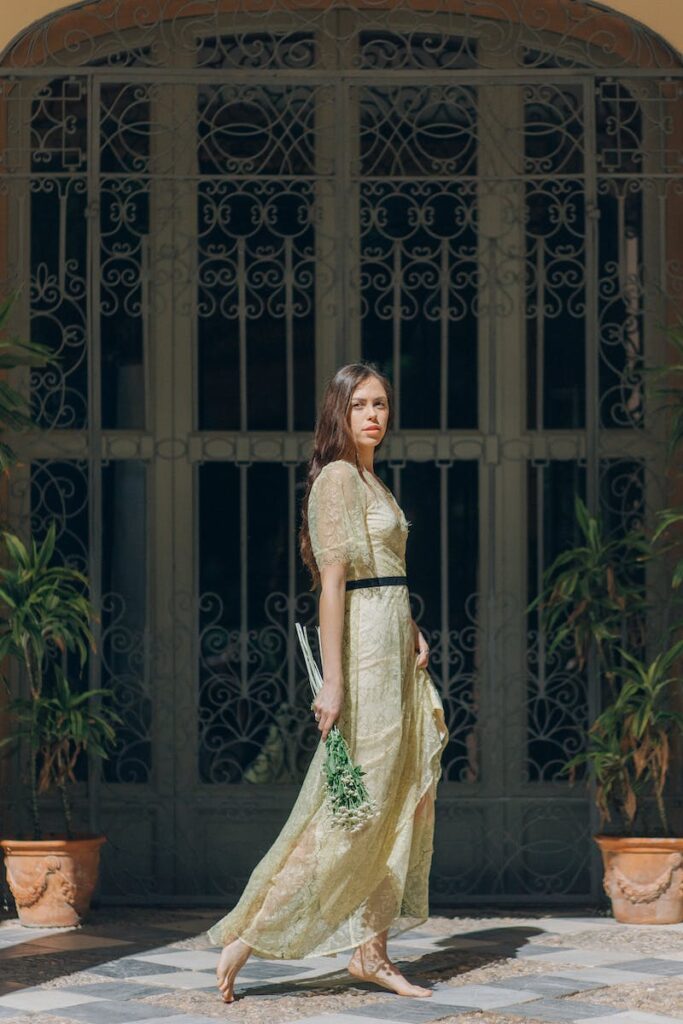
[209, 913, 430, 961]
[205, 685, 448, 960]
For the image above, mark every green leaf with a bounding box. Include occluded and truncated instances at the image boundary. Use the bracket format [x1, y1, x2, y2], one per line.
[3, 532, 30, 570]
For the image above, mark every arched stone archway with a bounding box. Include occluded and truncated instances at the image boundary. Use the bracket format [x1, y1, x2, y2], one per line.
[0, 0, 681, 903]
[1, 0, 683, 65]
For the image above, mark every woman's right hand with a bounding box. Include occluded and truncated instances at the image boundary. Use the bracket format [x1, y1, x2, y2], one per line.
[312, 680, 343, 742]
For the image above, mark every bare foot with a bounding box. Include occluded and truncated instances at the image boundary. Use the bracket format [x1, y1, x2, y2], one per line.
[216, 936, 252, 1003]
[348, 948, 432, 998]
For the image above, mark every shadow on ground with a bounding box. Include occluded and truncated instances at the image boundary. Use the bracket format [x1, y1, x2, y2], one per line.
[225, 925, 547, 1002]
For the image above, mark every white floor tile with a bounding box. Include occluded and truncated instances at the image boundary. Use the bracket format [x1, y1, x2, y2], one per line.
[549, 967, 673, 986]
[130, 951, 218, 969]
[133, 972, 217, 989]
[0, 990, 105, 1011]
[289, 1016, 394, 1024]
[132, 1017, 219, 1024]
[574, 1012, 683, 1024]
[524, 949, 649, 967]
[657, 952, 683, 963]
[534, 918, 619, 934]
[430, 982, 542, 1008]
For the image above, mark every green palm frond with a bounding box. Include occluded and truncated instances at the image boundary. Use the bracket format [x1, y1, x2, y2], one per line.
[526, 494, 651, 678]
[0, 292, 57, 474]
[0, 520, 113, 839]
[642, 323, 683, 464]
[563, 641, 683, 835]
[527, 454, 683, 837]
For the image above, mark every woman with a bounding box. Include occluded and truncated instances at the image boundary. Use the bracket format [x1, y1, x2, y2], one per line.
[208, 362, 448, 1003]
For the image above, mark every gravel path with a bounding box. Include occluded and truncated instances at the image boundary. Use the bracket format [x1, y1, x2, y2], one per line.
[1, 908, 682, 1024]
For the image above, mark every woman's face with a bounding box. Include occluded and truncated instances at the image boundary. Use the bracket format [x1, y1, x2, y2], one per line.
[348, 376, 389, 454]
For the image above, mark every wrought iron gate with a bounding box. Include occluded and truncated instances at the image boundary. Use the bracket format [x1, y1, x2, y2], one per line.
[0, 0, 681, 904]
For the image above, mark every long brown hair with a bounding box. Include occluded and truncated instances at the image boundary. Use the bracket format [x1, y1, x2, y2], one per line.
[299, 362, 394, 591]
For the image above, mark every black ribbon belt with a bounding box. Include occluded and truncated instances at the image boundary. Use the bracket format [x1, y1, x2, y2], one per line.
[345, 575, 408, 591]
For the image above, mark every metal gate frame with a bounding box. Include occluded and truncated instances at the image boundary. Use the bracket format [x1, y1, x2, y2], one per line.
[0, 1, 680, 904]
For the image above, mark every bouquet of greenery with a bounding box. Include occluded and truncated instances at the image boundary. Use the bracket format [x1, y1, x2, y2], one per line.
[295, 622, 377, 832]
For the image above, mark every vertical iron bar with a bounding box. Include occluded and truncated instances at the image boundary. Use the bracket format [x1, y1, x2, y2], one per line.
[285, 239, 296, 734]
[392, 466, 401, 523]
[285, 235, 294, 434]
[240, 464, 248, 698]
[440, 237, 448, 431]
[335, 78, 349, 364]
[484, 220, 500, 818]
[238, 225, 249, 693]
[288, 463, 296, 751]
[584, 77, 600, 517]
[58, 191, 67, 294]
[583, 74, 603, 901]
[536, 463, 545, 697]
[486, 232, 497, 692]
[238, 238, 247, 432]
[617, 193, 626, 294]
[87, 73, 103, 837]
[535, 240, 544, 430]
[441, 465, 449, 701]
[141, 235, 152, 432]
[393, 242, 401, 428]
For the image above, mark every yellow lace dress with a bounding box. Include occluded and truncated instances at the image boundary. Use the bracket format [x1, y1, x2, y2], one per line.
[206, 459, 448, 959]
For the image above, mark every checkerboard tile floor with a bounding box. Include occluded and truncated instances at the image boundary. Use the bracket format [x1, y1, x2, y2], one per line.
[0, 911, 682, 1024]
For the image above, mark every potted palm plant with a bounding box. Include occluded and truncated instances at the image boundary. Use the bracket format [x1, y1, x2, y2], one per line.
[0, 523, 121, 927]
[528, 494, 683, 924]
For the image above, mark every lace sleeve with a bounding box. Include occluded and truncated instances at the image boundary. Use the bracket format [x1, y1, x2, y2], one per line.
[308, 461, 373, 573]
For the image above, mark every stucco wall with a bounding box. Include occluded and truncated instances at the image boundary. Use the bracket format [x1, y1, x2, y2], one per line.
[1, 0, 682, 59]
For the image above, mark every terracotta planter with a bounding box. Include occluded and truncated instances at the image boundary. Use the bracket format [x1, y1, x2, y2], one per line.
[595, 834, 683, 925]
[0, 833, 106, 927]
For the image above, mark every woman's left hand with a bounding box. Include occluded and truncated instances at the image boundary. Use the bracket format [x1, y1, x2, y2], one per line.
[414, 624, 430, 669]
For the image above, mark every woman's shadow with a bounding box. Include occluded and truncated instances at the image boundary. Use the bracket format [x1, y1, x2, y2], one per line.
[230, 925, 547, 1001]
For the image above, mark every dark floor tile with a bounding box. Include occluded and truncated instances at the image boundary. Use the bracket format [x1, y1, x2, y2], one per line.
[116, 948, 186, 958]
[0, 942, 67, 960]
[24, 936, 132, 954]
[440, 936, 505, 948]
[238, 962, 315, 979]
[0, 983, 24, 997]
[516, 945, 569, 958]
[491, 997, 622, 1021]
[390, 946, 441, 958]
[45, 1000, 184, 1023]
[488, 974, 606, 996]
[61, 983, 176, 1000]
[82, 960, 180, 979]
[342, 998, 468, 1021]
